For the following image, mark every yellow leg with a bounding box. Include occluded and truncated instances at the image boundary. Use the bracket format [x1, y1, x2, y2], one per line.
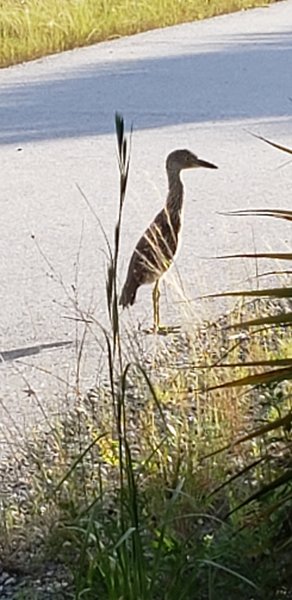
[152, 280, 161, 331]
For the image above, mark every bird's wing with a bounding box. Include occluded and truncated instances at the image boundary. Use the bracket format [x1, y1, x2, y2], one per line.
[130, 208, 179, 278]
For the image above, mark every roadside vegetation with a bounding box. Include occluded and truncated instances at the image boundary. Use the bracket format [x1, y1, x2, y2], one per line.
[0, 0, 279, 68]
[0, 117, 291, 599]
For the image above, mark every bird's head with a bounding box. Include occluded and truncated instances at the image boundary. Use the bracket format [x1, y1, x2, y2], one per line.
[166, 149, 218, 172]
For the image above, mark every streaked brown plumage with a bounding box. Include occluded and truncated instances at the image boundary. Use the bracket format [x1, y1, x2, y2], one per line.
[119, 149, 218, 330]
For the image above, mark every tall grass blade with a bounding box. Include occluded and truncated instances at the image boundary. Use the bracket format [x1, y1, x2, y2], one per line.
[247, 132, 292, 156]
[198, 358, 292, 369]
[115, 113, 124, 159]
[149, 478, 185, 596]
[208, 365, 292, 390]
[204, 286, 292, 299]
[227, 312, 292, 328]
[55, 432, 107, 492]
[199, 559, 259, 590]
[228, 470, 292, 515]
[219, 208, 292, 222]
[209, 456, 267, 497]
[217, 252, 292, 260]
[205, 410, 292, 459]
[113, 527, 136, 551]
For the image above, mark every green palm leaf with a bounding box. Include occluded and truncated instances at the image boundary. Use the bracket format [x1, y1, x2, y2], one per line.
[209, 366, 292, 390]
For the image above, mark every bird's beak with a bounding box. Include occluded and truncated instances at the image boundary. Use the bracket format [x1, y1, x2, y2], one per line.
[196, 158, 218, 169]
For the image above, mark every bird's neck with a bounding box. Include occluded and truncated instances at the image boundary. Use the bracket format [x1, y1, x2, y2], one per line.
[166, 169, 184, 213]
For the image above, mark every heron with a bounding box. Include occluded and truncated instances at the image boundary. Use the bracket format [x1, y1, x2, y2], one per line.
[119, 149, 218, 332]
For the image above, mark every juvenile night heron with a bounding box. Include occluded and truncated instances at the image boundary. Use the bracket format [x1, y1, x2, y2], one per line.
[119, 149, 218, 331]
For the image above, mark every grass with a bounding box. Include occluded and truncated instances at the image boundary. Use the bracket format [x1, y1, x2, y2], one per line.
[0, 0, 280, 68]
[1, 297, 291, 598]
[0, 117, 291, 599]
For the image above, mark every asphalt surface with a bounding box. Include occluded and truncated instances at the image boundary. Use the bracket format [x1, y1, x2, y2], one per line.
[0, 0, 291, 451]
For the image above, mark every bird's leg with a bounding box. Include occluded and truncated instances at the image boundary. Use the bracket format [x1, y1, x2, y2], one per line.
[145, 281, 180, 335]
[152, 280, 161, 331]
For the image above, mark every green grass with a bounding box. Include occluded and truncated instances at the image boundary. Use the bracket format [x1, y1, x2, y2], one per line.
[0, 0, 279, 68]
[1, 298, 291, 599]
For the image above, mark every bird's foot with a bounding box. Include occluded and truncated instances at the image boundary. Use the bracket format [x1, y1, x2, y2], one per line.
[143, 324, 181, 336]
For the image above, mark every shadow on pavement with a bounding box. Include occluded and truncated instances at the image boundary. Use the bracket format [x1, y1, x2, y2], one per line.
[0, 340, 73, 363]
[0, 31, 291, 144]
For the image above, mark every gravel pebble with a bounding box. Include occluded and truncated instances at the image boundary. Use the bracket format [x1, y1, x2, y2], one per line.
[0, 566, 73, 599]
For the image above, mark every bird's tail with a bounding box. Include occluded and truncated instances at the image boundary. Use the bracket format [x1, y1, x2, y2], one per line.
[119, 278, 138, 308]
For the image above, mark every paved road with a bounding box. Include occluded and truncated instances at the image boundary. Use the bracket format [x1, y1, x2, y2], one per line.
[0, 0, 291, 451]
